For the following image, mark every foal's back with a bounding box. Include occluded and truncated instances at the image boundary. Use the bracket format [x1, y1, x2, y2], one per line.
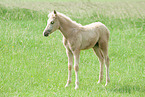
[79, 22, 109, 50]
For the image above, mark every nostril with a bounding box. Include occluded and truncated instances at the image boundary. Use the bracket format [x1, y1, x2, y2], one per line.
[44, 33, 48, 36]
[43, 31, 49, 37]
[43, 30, 51, 37]
[45, 34, 48, 36]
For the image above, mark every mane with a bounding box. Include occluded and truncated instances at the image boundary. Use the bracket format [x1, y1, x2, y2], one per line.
[58, 13, 82, 26]
[48, 11, 82, 27]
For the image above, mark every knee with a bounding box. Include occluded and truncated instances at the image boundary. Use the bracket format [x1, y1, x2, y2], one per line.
[107, 56, 109, 61]
[74, 65, 79, 71]
[106, 56, 109, 64]
[68, 65, 72, 70]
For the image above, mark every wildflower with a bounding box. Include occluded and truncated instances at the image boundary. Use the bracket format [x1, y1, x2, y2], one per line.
[0, 40, 1, 42]
[48, 79, 49, 81]
[12, 46, 14, 48]
[31, 76, 33, 78]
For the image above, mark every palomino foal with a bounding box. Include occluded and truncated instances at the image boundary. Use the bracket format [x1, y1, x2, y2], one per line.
[43, 10, 110, 89]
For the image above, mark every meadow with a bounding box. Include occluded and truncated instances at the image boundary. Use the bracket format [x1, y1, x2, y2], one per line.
[0, 0, 145, 96]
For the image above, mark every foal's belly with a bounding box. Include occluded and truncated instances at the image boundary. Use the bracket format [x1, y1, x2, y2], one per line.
[80, 37, 98, 50]
[80, 41, 97, 50]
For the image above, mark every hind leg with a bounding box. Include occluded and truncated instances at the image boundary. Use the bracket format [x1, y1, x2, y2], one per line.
[99, 39, 110, 86]
[93, 46, 104, 84]
[105, 56, 110, 86]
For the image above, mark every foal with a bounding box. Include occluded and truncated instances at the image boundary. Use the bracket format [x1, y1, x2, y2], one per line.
[43, 10, 110, 89]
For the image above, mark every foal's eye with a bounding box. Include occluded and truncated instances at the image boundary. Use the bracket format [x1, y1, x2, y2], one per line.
[51, 21, 54, 24]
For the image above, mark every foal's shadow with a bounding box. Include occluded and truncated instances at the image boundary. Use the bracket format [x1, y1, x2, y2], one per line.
[108, 83, 145, 94]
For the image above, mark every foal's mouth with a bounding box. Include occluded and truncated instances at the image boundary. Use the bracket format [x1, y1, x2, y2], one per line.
[44, 33, 49, 37]
[43, 31, 50, 37]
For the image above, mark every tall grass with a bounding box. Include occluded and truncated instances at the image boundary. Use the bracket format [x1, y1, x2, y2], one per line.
[0, 0, 145, 96]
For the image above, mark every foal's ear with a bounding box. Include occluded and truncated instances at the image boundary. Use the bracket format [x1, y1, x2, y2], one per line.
[54, 10, 57, 15]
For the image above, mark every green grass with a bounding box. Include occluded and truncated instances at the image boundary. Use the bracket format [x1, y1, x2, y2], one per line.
[0, 0, 145, 96]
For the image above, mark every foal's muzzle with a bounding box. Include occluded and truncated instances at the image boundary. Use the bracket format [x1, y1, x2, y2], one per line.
[43, 30, 50, 37]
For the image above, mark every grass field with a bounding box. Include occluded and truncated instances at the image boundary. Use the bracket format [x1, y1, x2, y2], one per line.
[0, 0, 145, 96]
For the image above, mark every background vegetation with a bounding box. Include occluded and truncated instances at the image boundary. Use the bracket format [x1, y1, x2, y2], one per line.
[0, 0, 144, 96]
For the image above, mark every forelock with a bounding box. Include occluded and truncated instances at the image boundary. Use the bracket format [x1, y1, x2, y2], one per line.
[48, 11, 56, 18]
[48, 12, 53, 18]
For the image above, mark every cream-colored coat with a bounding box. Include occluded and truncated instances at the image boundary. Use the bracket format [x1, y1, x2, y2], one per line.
[43, 10, 110, 89]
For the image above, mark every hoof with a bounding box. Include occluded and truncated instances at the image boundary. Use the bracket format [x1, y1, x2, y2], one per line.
[65, 83, 70, 88]
[65, 80, 71, 88]
[97, 80, 101, 84]
[105, 79, 110, 86]
[105, 83, 108, 86]
[65, 84, 69, 88]
[75, 86, 79, 90]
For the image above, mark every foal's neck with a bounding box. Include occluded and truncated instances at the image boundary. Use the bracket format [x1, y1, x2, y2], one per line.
[58, 14, 81, 39]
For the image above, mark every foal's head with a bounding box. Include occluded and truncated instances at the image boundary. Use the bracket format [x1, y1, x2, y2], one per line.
[43, 10, 60, 37]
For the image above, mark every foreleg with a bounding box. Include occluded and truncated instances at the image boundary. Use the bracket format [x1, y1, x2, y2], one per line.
[73, 50, 80, 89]
[65, 49, 73, 87]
